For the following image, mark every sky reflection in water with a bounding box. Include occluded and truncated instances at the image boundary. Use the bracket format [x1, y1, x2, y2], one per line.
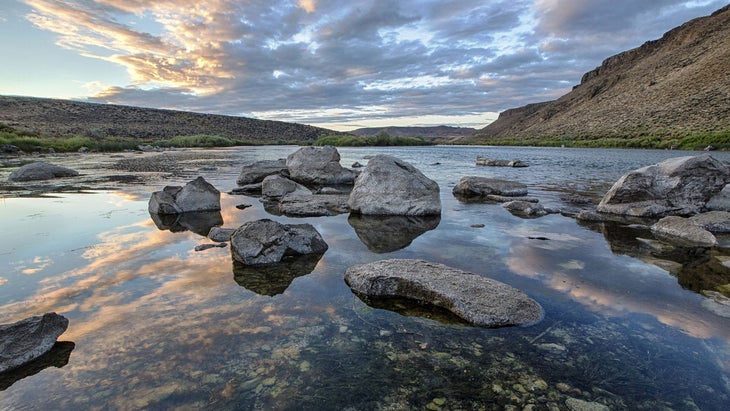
[1, 146, 730, 409]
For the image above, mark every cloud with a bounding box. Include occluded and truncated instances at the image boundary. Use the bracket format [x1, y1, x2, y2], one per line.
[20, 0, 730, 129]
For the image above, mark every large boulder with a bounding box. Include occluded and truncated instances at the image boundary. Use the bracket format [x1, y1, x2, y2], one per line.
[348, 155, 441, 216]
[148, 176, 221, 214]
[452, 176, 528, 199]
[596, 154, 730, 218]
[230, 219, 328, 265]
[8, 162, 79, 182]
[261, 175, 311, 201]
[286, 146, 357, 185]
[236, 159, 287, 185]
[344, 259, 543, 327]
[0, 313, 69, 373]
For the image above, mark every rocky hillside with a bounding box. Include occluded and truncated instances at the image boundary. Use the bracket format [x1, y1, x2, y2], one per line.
[350, 126, 477, 142]
[469, 5, 730, 143]
[0, 95, 340, 143]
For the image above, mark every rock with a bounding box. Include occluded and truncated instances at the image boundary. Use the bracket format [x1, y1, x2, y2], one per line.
[651, 216, 718, 247]
[229, 183, 262, 195]
[77, 146, 89, 153]
[344, 259, 543, 327]
[701, 290, 730, 318]
[348, 155, 441, 216]
[230, 219, 328, 265]
[286, 146, 357, 185]
[0, 313, 69, 373]
[452, 176, 528, 198]
[690, 211, 730, 233]
[261, 175, 311, 201]
[278, 193, 350, 217]
[236, 159, 287, 185]
[597, 154, 730, 217]
[7, 162, 79, 182]
[352, 161, 364, 168]
[1, 144, 20, 153]
[233, 254, 323, 296]
[194, 243, 227, 252]
[485, 194, 539, 203]
[706, 184, 730, 210]
[565, 398, 610, 411]
[148, 176, 221, 214]
[476, 156, 528, 167]
[0, 341, 74, 391]
[150, 210, 223, 236]
[348, 214, 440, 253]
[236, 203, 252, 210]
[316, 187, 343, 194]
[208, 226, 236, 242]
[503, 200, 548, 217]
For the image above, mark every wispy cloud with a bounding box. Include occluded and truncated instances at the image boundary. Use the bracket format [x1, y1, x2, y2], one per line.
[20, 0, 728, 129]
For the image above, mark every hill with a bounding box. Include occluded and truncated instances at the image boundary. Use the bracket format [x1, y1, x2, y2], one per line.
[0, 95, 340, 144]
[468, 5, 730, 146]
[350, 126, 477, 143]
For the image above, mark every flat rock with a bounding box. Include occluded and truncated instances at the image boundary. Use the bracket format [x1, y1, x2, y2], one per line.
[344, 259, 543, 327]
[348, 155, 441, 216]
[0, 313, 69, 373]
[236, 159, 287, 185]
[452, 176, 528, 198]
[690, 210, 730, 233]
[651, 215, 718, 247]
[286, 146, 357, 185]
[278, 193, 350, 217]
[8, 162, 79, 182]
[230, 219, 328, 265]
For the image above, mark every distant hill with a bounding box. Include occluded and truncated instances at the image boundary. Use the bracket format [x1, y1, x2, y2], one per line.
[467, 5, 730, 144]
[0, 95, 341, 143]
[350, 126, 477, 142]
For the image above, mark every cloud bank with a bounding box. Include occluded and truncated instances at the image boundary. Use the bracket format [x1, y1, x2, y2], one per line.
[22, 0, 728, 129]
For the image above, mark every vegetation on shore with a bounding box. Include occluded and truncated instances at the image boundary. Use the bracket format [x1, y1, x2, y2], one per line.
[315, 132, 435, 147]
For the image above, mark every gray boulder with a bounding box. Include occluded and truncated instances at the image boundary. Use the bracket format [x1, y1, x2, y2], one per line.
[261, 174, 311, 200]
[286, 146, 357, 185]
[476, 156, 528, 167]
[278, 193, 350, 217]
[651, 216, 718, 247]
[0, 313, 69, 373]
[236, 159, 287, 185]
[597, 154, 730, 217]
[208, 226, 236, 242]
[503, 200, 548, 217]
[8, 162, 79, 182]
[706, 185, 730, 211]
[148, 176, 221, 214]
[453, 176, 528, 198]
[230, 219, 328, 265]
[344, 259, 543, 327]
[348, 155, 441, 216]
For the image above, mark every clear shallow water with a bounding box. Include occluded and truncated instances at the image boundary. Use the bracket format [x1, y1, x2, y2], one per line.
[2, 146, 730, 410]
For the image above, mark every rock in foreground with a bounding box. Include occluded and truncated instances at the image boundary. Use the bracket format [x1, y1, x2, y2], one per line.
[148, 176, 221, 214]
[348, 155, 441, 216]
[8, 162, 79, 182]
[230, 219, 328, 265]
[0, 313, 69, 373]
[597, 154, 730, 217]
[344, 259, 543, 327]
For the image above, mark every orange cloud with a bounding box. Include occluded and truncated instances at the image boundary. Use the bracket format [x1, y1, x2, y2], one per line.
[299, 0, 317, 13]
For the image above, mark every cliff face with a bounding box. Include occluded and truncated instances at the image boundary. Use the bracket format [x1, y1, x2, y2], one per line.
[470, 5, 730, 142]
[0, 96, 339, 143]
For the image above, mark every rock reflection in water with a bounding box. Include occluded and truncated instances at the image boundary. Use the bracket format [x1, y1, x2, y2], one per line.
[348, 214, 440, 253]
[149, 210, 223, 236]
[353, 294, 471, 326]
[0, 341, 75, 391]
[581, 220, 730, 296]
[232, 254, 323, 296]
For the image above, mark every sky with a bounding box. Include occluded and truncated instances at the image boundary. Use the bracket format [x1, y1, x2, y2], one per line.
[0, 1, 727, 131]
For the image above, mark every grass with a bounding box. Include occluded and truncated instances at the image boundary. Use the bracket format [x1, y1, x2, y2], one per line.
[316, 132, 435, 147]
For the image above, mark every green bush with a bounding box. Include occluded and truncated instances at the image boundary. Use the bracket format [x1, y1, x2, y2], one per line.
[315, 132, 434, 147]
[154, 134, 238, 148]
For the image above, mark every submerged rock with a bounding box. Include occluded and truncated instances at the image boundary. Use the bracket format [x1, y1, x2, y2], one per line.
[236, 159, 287, 185]
[503, 200, 548, 217]
[230, 219, 328, 265]
[344, 259, 543, 327]
[148, 176, 221, 214]
[651, 216, 718, 247]
[348, 155, 441, 216]
[7, 162, 79, 182]
[597, 154, 730, 217]
[0, 313, 69, 373]
[452, 176, 528, 199]
[286, 146, 357, 186]
[476, 156, 528, 167]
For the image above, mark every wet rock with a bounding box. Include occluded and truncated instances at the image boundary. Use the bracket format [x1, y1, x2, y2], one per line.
[208, 226, 235, 242]
[150, 210, 223, 236]
[597, 154, 730, 217]
[236, 159, 287, 185]
[194, 242, 227, 252]
[0, 313, 69, 373]
[690, 211, 730, 233]
[233, 254, 323, 296]
[7, 161, 79, 182]
[236, 203, 252, 210]
[565, 398, 610, 411]
[278, 193, 350, 217]
[286, 146, 357, 185]
[452, 176, 528, 199]
[261, 175, 311, 201]
[651, 216, 717, 247]
[476, 156, 528, 167]
[348, 155, 441, 216]
[344, 259, 543, 327]
[148, 176, 220, 214]
[230, 219, 328, 265]
[503, 200, 548, 217]
[348, 214, 440, 253]
[230, 183, 262, 195]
